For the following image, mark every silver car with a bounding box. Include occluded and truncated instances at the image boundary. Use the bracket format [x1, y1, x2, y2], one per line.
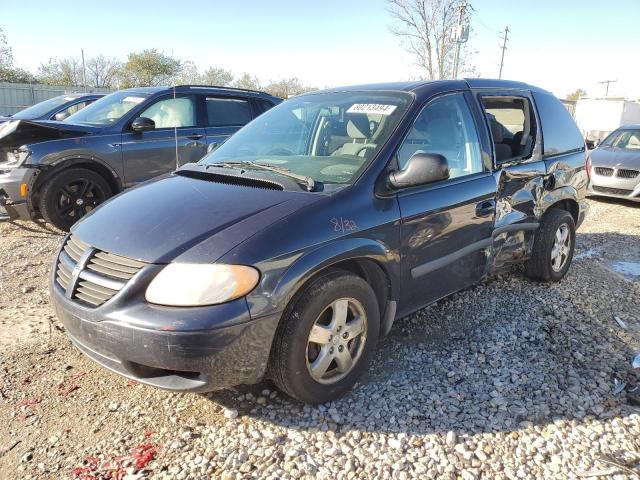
[587, 125, 640, 202]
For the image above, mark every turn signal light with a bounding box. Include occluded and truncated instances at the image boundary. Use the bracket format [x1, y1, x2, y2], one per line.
[20, 183, 27, 198]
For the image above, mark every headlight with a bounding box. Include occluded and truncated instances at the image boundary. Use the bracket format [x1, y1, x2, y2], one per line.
[145, 263, 260, 307]
[4, 147, 31, 166]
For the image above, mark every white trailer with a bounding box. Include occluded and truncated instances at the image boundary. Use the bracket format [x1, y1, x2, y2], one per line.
[574, 98, 640, 143]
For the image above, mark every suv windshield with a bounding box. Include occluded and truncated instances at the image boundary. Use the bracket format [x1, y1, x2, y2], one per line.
[66, 91, 150, 126]
[12, 95, 72, 119]
[200, 91, 412, 185]
[601, 129, 640, 150]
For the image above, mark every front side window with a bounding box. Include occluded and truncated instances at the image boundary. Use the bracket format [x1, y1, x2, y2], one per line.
[200, 91, 411, 185]
[140, 97, 195, 129]
[57, 100, 93, 119]
[66, 91, 151, 126]
[206, 97, 252, 127]
[397, 93, 483, 180]
[601, 129, 640, 149]
[481, 95, 535, 163]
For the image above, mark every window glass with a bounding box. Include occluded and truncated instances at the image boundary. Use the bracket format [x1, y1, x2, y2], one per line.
[397, 93, 483, 179]
[532, 91, 584, 157]
[57, 100, 92, 119]
[481, 96, 534, 163]
[140, 97, 195, 129]
[12, 95, 71, 119]
[206, 97, 252, 127]
[601, 129, 640, 149]
[67, 91, 150, 126]
[201, 91, 411, 185]
[255, 99, 276, 114]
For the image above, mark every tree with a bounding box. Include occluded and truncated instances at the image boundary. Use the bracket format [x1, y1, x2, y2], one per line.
[566, 89, 587, 101]
[86, 55, 121, 88]
[233, 73, 261, 91]
[201, 67, 234, 87]
[119, 49, 181, 87]
[37, 57, 83, 86]
[265, 77, 316, 98]
[0, 27, 35, 83]
[387, 0, 472, 80]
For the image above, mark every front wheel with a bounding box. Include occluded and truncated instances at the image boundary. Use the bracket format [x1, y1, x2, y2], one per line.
[525, 209, 576, 282]
[269, 270, 380, 403]
[39, 168, 113, 231]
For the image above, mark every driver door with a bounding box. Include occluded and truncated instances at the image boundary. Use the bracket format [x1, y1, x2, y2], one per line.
[121, 95, 206, 187]
[397, 92, 497, 316]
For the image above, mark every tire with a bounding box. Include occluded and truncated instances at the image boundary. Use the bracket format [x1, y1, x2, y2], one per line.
[525, 208, 576, 282]
[39, 168, 113, 231]
[269, 269, 380, 404]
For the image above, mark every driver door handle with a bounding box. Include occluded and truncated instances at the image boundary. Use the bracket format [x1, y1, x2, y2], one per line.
[187, 134, 204, 140]
[476, 199, 496, 218]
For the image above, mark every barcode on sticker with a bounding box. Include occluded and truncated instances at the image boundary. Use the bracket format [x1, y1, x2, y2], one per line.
[347, 104, 397, 116]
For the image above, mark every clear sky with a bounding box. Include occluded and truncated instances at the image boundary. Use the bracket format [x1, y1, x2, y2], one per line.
[2, 0, 639, 99]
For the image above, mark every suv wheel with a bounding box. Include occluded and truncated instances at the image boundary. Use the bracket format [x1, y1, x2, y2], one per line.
[270, 270, 380, 403]
[39, 168, 112, 231]
[525, 209, 576, 282]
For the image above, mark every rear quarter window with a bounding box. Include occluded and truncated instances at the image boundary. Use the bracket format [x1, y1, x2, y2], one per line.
[532, 92, 584, 157]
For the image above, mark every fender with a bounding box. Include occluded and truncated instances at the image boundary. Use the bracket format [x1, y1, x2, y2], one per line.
[35, 155, 124, 193]
[255, 236, 400, 319]
[538, 184, 580, 216]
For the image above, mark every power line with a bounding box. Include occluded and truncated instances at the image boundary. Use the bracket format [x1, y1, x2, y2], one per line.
[498, 26, 509, 79]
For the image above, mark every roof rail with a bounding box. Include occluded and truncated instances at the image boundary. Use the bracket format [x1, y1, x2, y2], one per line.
[170, 85, 267, 95]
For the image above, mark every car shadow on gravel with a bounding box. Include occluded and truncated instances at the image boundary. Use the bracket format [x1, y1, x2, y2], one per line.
[205, 231, 640, 437]
[4, 219, 63, 237]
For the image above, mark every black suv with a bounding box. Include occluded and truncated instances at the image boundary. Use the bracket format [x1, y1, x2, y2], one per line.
[51, 79, 588, 403]
[0, 85, 281, 229]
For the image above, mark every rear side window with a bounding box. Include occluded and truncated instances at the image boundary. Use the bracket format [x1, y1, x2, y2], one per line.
[206, 97, 252, 127]
[532, 92, 584, 157]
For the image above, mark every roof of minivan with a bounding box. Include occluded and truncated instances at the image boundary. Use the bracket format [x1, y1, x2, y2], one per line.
[305, 79, 550, 96]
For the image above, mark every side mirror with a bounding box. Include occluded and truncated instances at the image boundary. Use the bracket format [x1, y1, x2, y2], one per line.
[54, 112, 69, 121]
[131, 117, 155, 133]
[387, 153, 449, 189]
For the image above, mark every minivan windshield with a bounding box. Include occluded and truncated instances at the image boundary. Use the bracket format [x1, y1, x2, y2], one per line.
[66, 91, 150, 126]
[601, 128, 640, 150]
[200, 91, 412, 185]
[12, 95, 71, 120]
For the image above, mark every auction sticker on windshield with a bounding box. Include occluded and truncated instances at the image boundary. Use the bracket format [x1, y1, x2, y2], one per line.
[122, 96, 146, 104]
[347, 104, 397, 115]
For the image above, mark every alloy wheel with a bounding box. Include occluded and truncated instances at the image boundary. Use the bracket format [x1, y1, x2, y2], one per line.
[305, 298, 368, 384]
[551, 223, 571, 272]
[55, 179, 106, 221]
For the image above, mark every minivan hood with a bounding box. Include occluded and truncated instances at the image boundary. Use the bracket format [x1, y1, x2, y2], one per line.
[590, 146, 640, 169]
[71, 173, 323, 263]
[0, 119, 98, 151]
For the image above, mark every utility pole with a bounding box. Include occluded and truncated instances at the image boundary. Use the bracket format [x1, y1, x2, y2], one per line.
[598, 79, 617, 96]
[81, 49, 87, 92]
[498, 26, 509, 79]
[450, 1, 469, 80]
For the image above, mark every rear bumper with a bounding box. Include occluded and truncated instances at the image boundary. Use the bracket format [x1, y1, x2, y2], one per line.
[51, 268, 281, 392]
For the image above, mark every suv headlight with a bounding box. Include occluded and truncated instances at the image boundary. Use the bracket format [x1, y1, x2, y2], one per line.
[4, 147, 31, 166]
[145, 263, 260, 307]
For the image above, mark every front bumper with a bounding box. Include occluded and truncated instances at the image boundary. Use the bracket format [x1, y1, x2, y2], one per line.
[0, 167, 37, 220]
[51, 260, 281, 392]
[588, 167, 640, 202]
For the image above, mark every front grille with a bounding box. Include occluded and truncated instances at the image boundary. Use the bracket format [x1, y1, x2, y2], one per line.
[594, 167, 614, 177]
[617, 169, 639, 179]
[56, 235, 147, 308]
[592, 185, 633, 196]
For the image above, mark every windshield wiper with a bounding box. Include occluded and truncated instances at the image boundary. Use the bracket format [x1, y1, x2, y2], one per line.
[207, 161, 316, 192]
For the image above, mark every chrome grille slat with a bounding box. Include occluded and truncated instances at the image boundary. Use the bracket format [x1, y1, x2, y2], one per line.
[55, 235, 147, 308]
[594, 167, 614, 177]
[617, 169, 639, 179]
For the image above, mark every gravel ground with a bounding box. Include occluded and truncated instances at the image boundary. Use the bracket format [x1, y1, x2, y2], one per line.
[0, 198, 639, 479]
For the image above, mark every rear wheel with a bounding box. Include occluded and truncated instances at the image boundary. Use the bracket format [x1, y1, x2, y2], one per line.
[525, 209, 575, 282]
[269, 270, 380, 403]
[39, 168, 112, 231]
